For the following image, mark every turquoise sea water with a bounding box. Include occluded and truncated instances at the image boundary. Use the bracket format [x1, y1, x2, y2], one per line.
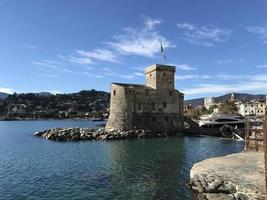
[0, 120, 244, 200]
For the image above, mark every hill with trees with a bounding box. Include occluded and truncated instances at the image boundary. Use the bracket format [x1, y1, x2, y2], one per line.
[0, 90, 110, 120]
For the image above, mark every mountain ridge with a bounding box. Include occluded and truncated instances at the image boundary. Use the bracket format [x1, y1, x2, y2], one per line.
[185, 93, 266, 107]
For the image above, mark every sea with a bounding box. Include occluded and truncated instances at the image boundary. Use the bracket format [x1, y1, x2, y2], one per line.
[0, 120, 244, 200]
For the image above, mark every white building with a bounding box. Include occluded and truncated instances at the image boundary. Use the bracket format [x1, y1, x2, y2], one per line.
[238, 100, 266, 116]
[204, 97, 215, 109]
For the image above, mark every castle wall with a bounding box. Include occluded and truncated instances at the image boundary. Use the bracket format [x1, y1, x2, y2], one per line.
[105, 84, 134, 130]
[105, 64, 184, 133]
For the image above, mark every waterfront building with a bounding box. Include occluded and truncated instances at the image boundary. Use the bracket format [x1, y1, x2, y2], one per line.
[204, 97, 215, 109]
[238, 100, 266, 116]
[106, 64, 184, 132]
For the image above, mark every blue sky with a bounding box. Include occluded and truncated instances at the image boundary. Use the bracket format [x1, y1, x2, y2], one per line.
[0, 0, 267, 99]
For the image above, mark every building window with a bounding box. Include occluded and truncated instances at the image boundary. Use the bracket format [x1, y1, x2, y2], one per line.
[152, 102, 155, 111]
[261, 104, 263, 107]
[113, 90, 116, 96]
[165, 116, 168, 122]
[261, 110, 264, 113]
[245, 110, 247, 113]
[163, 72, 166, 76]
[137, 118, 141, 122]
[251, 105, 253, 107]
[245, 105, 247, 107]
[258, 110, 260, 113]
[169, 91, 173, 96]
[152, 117, 156, 122]
[163, 102, 167, 108]
[150, 73, 152, 77]
[138, 102, 142, 111]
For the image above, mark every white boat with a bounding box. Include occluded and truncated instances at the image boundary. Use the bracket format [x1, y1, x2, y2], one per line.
[199, 113, 245, 129]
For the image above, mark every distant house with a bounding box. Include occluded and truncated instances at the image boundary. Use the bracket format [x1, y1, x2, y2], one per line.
[106, 64, 184, 132]
[238, 100, 266, 116]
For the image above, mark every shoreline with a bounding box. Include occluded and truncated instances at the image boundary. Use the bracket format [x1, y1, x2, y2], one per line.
[189, 152, 265, 200]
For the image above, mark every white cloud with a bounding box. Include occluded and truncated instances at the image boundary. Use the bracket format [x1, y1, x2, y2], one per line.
[133, 72, 144, 77]
[257, 64, 267, 68]
[175, 74, 210, 80]
[215, 59, 233, 64]
[177, 22, 232, 47]
[82, 72, 104, 78]
[246, 25, 267, 44]
[62, 69, 78, 74]
[108, 18, 173, 57]
[183, 81, 267, 95]
[75, 49, 118, 63]
[144, 17, 161, 30]
[175, 64, 197, 71]
[58, 54, 93, 65]
[33, 60, 60, 69]
[0, 87, 14, 94]
[48, 90, 62, 95]
[120, 74, 135, 79]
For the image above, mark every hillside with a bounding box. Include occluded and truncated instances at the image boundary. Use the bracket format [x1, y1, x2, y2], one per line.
[185, 93, 266, 107]
[0, 90, 110, 120]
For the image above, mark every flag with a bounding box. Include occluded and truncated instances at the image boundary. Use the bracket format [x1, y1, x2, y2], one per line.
[160, 42, 166, 60]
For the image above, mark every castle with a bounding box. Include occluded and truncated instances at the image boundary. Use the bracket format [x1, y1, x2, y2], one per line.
[105, 64, 184, 132]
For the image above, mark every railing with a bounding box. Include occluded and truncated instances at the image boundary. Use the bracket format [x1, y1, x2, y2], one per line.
[244, 115, 265, 151]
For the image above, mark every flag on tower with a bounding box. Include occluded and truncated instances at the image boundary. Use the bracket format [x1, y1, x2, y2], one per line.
[160, 42, 166, 61]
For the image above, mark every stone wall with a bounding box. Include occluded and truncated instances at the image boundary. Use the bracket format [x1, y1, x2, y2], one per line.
[106, 84, 134, 130]
[106, 84, 184, 132]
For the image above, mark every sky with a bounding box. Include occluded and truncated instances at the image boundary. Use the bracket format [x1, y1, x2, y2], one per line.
[0, 0, 267, 100]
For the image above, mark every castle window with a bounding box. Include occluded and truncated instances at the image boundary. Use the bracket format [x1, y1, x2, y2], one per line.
[138, 102, 142, 111]
[169, 91, 173, 96]
[113, 90, 116, 96]
[152, 117, 156, 122]
[163, 102, 167, 108]
[151, 102, 155, 111]
[150, 73, 152, 77]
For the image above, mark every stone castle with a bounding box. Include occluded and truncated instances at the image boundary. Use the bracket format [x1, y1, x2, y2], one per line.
[106, 64, 184, 133]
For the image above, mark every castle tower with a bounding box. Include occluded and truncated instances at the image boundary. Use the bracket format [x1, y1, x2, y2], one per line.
[145, 64, 175, 90]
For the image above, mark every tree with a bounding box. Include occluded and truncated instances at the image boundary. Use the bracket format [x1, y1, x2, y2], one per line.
[219, 101, 238, 115]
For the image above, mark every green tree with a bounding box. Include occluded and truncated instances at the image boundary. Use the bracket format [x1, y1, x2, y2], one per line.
[219, 101, 238, 115]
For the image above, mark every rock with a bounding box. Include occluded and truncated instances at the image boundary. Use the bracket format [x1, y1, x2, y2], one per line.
[190, 152, 265, 200]
[34, 128, 177, 142]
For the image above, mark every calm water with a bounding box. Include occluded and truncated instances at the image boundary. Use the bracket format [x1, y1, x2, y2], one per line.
[0, 120, 244, 200]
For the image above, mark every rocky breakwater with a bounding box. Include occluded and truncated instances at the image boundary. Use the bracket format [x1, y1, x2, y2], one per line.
[189, 152, 265, 200]
[34, 128, 168, 141]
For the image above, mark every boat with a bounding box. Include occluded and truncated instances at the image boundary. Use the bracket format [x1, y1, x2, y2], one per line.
[91, 118, 104, 121]
[196, 113, 245, 138]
